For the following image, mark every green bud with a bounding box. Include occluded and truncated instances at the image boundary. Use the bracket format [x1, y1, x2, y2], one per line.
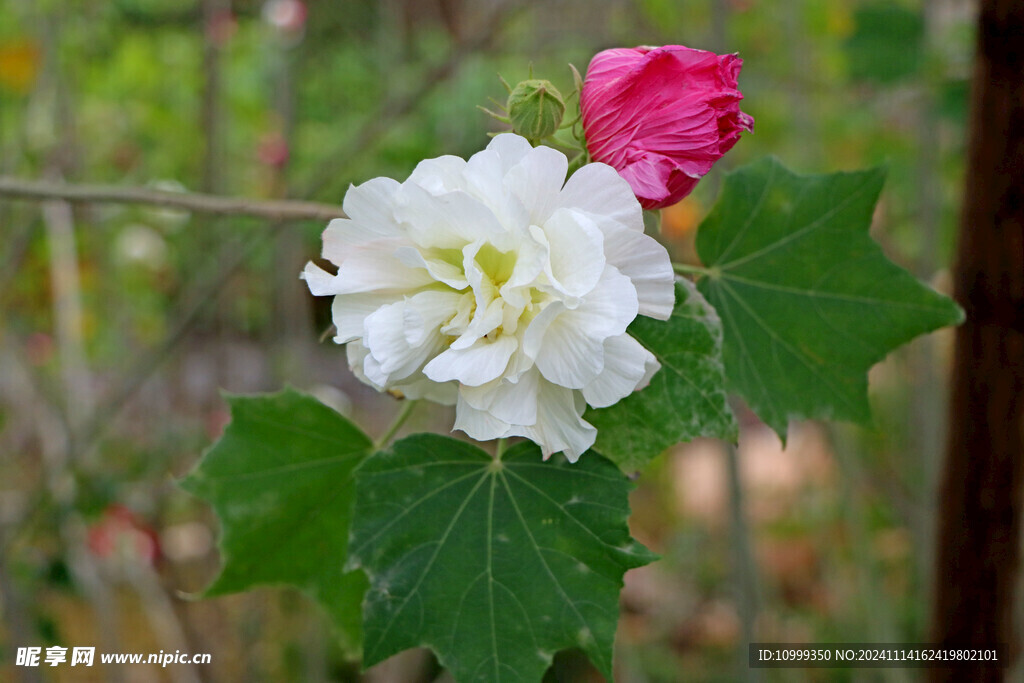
[506, 79, 565, 142]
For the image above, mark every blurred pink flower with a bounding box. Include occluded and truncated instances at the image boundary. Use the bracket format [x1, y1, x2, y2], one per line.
[263, 0, 307, 35]
[580, 45, 754, 209]
[257, 132, 290, 168]
[87, 505, 159, 566]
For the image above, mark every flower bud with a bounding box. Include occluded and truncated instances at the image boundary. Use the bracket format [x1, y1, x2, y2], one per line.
[580, 45, 754, 209]
[506, 79, 565, 142]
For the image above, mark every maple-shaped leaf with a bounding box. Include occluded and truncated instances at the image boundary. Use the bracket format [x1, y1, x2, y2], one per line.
[180, 389, 371, 653]
[348, 435, 654, 682]
[695, 157, 963, 438]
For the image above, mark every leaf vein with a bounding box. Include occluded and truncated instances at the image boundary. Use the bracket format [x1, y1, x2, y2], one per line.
[367, 470, 491, 659]
[717, 172, 877, 272]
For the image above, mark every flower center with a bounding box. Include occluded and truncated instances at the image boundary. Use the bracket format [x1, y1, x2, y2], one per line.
[436, 239, 552, 345]
[474, 243, 517, 288]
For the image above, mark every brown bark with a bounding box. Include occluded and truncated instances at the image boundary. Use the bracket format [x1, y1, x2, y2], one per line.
[930, 1, 1024, 681]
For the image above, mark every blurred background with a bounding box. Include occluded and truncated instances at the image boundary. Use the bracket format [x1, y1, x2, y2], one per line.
[0, 0, 979, 680]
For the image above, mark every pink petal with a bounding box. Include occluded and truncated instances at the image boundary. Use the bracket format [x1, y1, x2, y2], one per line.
[581, 44, 754, 209]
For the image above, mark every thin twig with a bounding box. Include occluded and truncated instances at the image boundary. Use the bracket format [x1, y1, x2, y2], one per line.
[125, 564, 202, 683]
[200, 0, 229, 195]
[374, 400, 419, 451]
[0, 177, 345, 221]
[43, 189, 94, 432]
[724, 440, 762, 682]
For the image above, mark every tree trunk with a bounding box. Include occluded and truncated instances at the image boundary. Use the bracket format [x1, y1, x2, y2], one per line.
[930, 1, 1024, 681]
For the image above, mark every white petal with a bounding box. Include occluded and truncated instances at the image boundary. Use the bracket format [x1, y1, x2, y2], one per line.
[505, 380, 596, 461]
[569, 265, 639, 338]
[342, 177, 403, 229]
[526, 265, 638, 358]
[348, 339, 459, 405]
[301, 261, 339, 296]
[440, 292, 474, 337]
[501, 229, 547, 294]
[594, 216, 674, 320]
[503, 342, 537, 381]
[492, 193, 531, 234]
[533, 310, 606, 388]
[462, 239, 500, 314]
[484, 133, 534, 172]
[322, 217, 397, 264]
[395, 185, 509, 250]
[361, 349, 390, 387]
[423, 335, 518, 386]
[524, 265, 639, 387]
[362, 303, 418, 382]
[331, 292, 399, 343]
[363, 294, 453, 383]
[407, 155, 469, 195]
[581, 333, 660, 408]
[401, 290, 464, 347]
[454, 397, 511, 442]
[333, 242, 436, 294]
[451, 298, 504, 350]
[522, 300, 564, 360]
[638, 350, 660, 388]
[533, 208, 606, 298]
[392, 376, 458, 405]
[394, 246, 468, 290]
[556, 162, 643, 231]
[504, 145, 568, 225]
[464, 145, 530, 231]
[464, 147, 507, 195]
[346, 341, 383, 390]
[453, 239, 511, 347]
[461, 367, 540, 426]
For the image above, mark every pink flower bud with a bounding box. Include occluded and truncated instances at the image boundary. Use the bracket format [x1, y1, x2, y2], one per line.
[580, 45, 754, 209]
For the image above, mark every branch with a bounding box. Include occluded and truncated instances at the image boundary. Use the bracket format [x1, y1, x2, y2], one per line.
[0, 177, 345, 221]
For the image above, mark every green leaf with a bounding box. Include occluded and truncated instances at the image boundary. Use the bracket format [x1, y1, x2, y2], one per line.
[696, 157, 964, 439]
[587, 279, 737, 472]
[180, 388, 371, 652]
[348, 435, 654, 682]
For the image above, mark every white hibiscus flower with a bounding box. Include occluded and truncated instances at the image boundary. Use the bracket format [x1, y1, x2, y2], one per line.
[302, 133, 674, 461]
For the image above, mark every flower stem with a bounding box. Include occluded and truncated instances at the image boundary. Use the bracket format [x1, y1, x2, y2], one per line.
[374, 400, 418, 450]
[672, 262, 713, 277]
[495, 438, 508, 461]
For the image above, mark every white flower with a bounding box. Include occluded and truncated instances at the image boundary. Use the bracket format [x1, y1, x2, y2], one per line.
[302, 134, 674, 461]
